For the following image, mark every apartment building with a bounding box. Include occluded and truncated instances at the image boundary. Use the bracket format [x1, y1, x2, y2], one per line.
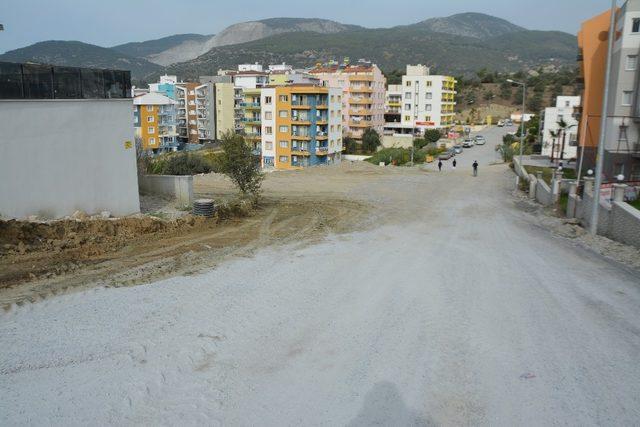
[241, 88, 263, 153]
[385, 84, 402, 122]
[399, 65, 456, 130]
[260, 85, 342, 170]
[175, 82, 200, 145]
[578, 2, 640, 180]
[541, 96, 581, 160]
[309, 61, 386, 141]
[133, 92, 179, 152]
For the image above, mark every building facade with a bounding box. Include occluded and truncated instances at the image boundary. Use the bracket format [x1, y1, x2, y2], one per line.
[260, 85, 342, 170]
[399, 65, 457, 131]
[309, 61, 386, 141]
[578, 2, 640, 181]
[0, 62, 140, 219]
[542, 96, 581, 160]
[241, 88, 263, 153]
[175, 82, 200, 145]
[133, 92, 179, 152]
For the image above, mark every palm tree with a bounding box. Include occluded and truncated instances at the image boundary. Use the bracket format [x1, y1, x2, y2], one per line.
[550, 118, 576, 163]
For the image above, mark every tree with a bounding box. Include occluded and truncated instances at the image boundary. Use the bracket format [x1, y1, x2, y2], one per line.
[483, 90, 494, 101]
[343, 136, 358, 154]
[527, 93, 543, 113]
[362, 128, 381, 153]
[499, 81, 512, 100]
[550, 118, 576, 162]
[513, 89, 524, 106]
[218, 131, 264, 196]
[423, 129, 441, 144]
[384, 69, 403, 85]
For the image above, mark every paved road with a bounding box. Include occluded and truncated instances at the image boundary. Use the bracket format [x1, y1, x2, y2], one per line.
[2, 127, 640, 426]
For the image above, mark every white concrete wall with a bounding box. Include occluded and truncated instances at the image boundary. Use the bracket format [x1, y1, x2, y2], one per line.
[139, 175, 193, 206]
[0, 99, 140, 219]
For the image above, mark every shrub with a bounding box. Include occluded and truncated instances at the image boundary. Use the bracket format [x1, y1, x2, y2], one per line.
[362, 128, 381, 153]
[163, 153, 212, 175]
[423, 129, 441, 144]
[218, 131, 264, 196]
[366, 148, 412, 166]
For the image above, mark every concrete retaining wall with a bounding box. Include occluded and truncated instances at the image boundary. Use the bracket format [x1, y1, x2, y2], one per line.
[0, 99, 140, 219]
[536, 180, 553, 206]
[512, 157, 529, 181]
[610, 201, 640, 249]
[139, 175, 193, 206]
[382, 134, 413, 149]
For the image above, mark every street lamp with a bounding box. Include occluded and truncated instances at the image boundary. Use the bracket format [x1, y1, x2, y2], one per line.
[507, 79, 526, 166]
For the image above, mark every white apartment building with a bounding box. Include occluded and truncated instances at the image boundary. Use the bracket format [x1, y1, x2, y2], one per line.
[385, 84, 402, 115]
[542, 96, 581, 160]
[400, 65, 457, 131]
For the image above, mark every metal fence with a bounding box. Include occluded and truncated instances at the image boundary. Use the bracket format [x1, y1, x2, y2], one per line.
[0, 62, 131, 100]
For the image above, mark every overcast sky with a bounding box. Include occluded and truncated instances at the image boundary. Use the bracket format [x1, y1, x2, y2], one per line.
[1, 0, 611, 53]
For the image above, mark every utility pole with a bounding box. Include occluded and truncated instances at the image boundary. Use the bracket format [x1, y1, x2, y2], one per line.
[507, 79, 527, 165]
[590, 0, 617, 235]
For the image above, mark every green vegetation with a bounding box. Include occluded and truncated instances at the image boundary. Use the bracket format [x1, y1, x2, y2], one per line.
[139, 150, 222, 176]
[218, 132, 264, 196]
[366, 146, 445, 166]
[361, 129, 382, 153]
[629, 199, 640, 211]
[524, 165, 576, 185]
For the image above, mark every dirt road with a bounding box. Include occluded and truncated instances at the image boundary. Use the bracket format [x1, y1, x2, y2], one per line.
[2, 127, 640, 425]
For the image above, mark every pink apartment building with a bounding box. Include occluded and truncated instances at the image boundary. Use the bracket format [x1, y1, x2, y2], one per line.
[309, 62, 386, 141]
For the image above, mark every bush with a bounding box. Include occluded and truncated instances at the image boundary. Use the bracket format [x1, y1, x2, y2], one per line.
[366, 148, 412, 166]
[162, 153, 213, 175]
[362, 128, 381, 153]
[218, 131, 264, 196]
[423, 129, 441, 144]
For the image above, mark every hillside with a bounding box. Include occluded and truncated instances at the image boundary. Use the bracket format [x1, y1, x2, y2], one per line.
[127, 18, 360, 66]
[166, 23, 577, 80]
[0, 40, 161, 78]
[111, 34, 211, 59]
[412, 12, 525, 39]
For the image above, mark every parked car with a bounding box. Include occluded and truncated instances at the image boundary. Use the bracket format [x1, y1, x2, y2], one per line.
[462, 139, 474, 148]
[497, 120, 505, 127]
[439, 150, 455, 160]
[474, 135, 486, 145]
[505, 119, 514, 126]
[453, 145, 463, 154]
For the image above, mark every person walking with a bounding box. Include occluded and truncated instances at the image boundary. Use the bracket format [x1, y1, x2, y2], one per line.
[452, 159, 457, 170]
[438, 160, 443, 172]
[472, 160, 478, 177]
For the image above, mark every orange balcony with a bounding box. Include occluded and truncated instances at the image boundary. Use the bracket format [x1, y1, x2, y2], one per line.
[349, 121, 373, 128]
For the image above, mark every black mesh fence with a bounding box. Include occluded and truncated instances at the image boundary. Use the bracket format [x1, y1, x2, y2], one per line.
[0, 62, 131, 99]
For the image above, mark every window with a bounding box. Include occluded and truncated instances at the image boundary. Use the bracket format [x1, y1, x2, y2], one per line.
[633, 18, 640, 33]
[148, 137, 156, 145]
[425, 104, 432, 112]
[565, 101, 571, 107]
[406, 81, 411, 87]
[405, 92, 412, 100]
[279, 125, 289, 133]
[265, 126, 273, 135]
[148, 126, 155, 134]
[627, 55, 638, 71]
[405, 103, 411, 111]
[265, 96, 272, 104]
[279, 95, 289, 102]
[265, 142, 273, 150]
[331, 95, 335, 102]
[279, 110, 288, 118]
[426, 92, 432, 100]
[265, 111, 273, 120]
[147, 116, 154, 122]
[623, 90, 634, 106]
[279, 155, 289, 163]
[404, 115, 411, 121]
[146, 105, 153, 112]
[426, 81, 432, 87]
[425, 116, 431, 122]
[279, 141, 289, 148]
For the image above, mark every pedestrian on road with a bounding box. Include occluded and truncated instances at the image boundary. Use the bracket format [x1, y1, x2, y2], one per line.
[472, 160, 478, 177]
[452, 159, 457, 170]
[438, 160, 443, 172]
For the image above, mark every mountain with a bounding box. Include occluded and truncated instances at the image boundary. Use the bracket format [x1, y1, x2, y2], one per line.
[0, 40, 161, 78]
[165, 22, 577, 80]
[412, 12, 525, 39]
[111, 33, 211, 59]
[118, 18, 361, 66]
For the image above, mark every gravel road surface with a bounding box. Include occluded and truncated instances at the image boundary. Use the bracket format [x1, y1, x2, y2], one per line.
[2, 127, 639, 426]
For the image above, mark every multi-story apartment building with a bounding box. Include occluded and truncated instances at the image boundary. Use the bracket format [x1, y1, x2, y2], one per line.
[175, 82, 200, 145]
[241, 88, 263, 153]
[541, 96, 581, 160]
[385, 84, 402, 122]
[134, 92, 179, 152]
[260, 85, 342, 170]
[399, 65, 457, 131]
[578, 2, 640, 180]
[194, 82, 215, 144]
[309, 61, 386, 141]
